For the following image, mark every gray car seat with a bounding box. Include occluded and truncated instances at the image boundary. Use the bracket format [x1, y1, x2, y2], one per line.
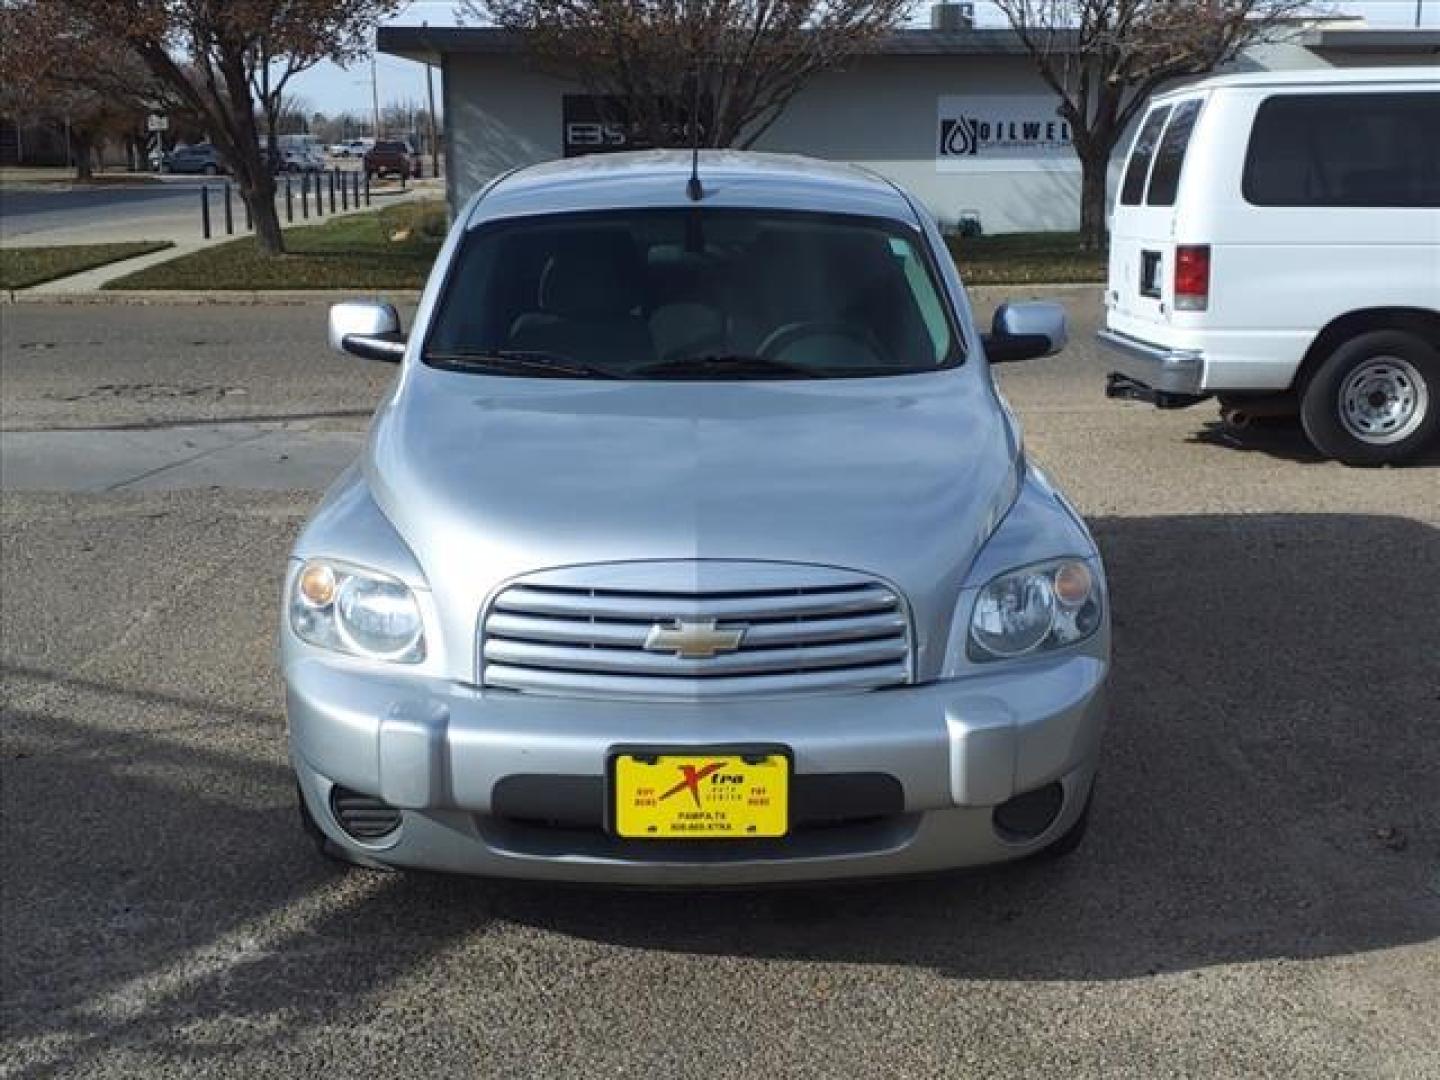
[507, 232, 655, 369]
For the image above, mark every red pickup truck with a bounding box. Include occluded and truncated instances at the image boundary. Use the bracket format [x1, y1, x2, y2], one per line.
[364, 140, 422, 180]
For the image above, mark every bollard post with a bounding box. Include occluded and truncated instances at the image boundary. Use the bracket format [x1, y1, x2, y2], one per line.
[364, 169, 370, 207]
[313, 172, 322, 218]
[285, 174, 293, 223]
[243, 191, 252, 231]
[200, 185, 211, 240]
[224, 182, 234, 235]
[341, 169, 349, 211]
[301, 174, 310, 220]
[329, 169, 337, 214]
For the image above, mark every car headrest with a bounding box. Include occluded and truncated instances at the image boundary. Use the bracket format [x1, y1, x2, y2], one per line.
[538, 233, 643, 320]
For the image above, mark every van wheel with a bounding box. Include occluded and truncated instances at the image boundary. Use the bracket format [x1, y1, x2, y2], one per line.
[1300, 330, 1438, 466]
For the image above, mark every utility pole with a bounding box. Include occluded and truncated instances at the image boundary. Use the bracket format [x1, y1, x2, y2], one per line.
[424, 22, 440, 179]
[370, 50, 381, 138]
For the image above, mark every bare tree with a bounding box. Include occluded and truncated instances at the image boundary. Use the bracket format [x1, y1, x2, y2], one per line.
[56, 0, 403, 254]
[0, 4, 162, 180]
[466, 0, 910, 150]
[993, 0, 1314, 249]
[270, 94, 317, 137]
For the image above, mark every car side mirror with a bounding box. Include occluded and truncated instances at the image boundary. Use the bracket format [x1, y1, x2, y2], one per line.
[329, 300, 406, 363]
[982, 301, 1067, 364]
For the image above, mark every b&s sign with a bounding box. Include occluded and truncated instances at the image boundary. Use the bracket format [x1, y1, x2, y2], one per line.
[937, 95, 1077, 171]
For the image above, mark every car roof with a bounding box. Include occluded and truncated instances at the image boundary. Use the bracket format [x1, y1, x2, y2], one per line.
[467, 150, 918, 226]
[1154, 64, 1440, 101]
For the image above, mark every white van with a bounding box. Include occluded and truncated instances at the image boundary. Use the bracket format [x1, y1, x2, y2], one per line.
[1100, 68, 1439, 466]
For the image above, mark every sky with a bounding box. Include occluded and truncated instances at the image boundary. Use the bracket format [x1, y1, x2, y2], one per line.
[291, 0, 1439, 117]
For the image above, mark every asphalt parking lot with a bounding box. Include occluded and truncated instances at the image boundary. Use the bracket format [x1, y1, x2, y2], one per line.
[2, 292, 1437, 1078]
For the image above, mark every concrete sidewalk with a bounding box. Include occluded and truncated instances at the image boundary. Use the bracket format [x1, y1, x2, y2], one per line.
[19, 242, 211, 295]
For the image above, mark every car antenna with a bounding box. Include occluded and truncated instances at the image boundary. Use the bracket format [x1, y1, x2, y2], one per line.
[686, 54, 703, 202]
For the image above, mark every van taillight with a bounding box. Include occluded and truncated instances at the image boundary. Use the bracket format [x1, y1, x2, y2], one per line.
[1174, 245, 1210, 311]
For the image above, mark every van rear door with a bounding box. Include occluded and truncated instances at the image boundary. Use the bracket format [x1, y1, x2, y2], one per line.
[1108, 98, 1206, 329]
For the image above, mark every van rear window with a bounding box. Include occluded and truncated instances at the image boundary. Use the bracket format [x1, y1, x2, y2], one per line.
[1243, 92, 1440, 208]
[1146, 99, 1203, 206]
[1120, 106, 1171, 206]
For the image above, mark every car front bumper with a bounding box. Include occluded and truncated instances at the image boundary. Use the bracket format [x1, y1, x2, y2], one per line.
[287, 653, 1107, 884]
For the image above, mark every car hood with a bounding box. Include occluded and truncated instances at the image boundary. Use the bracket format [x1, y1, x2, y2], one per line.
[366, 367, 1019, 675]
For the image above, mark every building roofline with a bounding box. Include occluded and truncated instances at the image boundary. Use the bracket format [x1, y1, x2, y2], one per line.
[376, 25, 1073, 65]
[378, 23, 1440, 69]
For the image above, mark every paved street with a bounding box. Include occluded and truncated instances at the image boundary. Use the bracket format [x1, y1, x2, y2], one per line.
[1, 169, 407, 249]
[2, 293, 1437, 1077]
[0, 181, 220, 246]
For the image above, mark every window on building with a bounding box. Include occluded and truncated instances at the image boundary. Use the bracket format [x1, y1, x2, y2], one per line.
[1120, 106, 1171, 206]
[1146, 99, 1203, 206]
[1242, 92, 1440, 208]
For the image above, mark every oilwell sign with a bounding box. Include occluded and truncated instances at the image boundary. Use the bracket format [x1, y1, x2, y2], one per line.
[937, 96, 1076, 171]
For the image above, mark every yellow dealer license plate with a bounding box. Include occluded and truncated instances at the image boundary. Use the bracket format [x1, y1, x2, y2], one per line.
[611, 751, 789, 839]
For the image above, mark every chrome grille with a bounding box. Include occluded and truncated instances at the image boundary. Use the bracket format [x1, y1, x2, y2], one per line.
[481, 566, 912, 699]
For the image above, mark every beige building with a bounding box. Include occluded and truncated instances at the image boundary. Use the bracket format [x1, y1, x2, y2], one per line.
[381, 18, 1440, 233]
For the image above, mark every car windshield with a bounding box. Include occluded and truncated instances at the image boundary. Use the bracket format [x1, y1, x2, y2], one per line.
[424, 208, 961, 379]
[375, 142, 406, 153]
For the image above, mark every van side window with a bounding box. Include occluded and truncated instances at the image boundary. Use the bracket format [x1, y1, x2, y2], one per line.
[1243, 92, 1440, 208]
[1120, 106, 1171, 206]
[1146, 99, 1203, 206]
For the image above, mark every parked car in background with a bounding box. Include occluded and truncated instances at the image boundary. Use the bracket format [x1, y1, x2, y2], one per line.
[286, 151, 1109, 884]
[364, 139, 421, 179]
[162, 143, 226, 176]
[280, 146, 325, 173]
[330, 138, 373, 159]
[276, 134, 325, 173]
[1101, 67, 1440, 466]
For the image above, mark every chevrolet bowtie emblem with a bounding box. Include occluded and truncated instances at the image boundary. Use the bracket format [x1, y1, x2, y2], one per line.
[644, 619, 747, 659]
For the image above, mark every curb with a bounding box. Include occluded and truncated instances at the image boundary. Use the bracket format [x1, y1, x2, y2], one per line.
[1, 288, 426, 306]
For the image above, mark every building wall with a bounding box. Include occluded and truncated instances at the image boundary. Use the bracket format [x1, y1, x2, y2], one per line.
[760, 55, 1086, 233]
[445, 52, 1091, 232]
[439, 33, 1430, 233]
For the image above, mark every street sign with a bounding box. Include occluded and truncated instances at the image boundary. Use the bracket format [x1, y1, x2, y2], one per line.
[147, 115, 169, 132]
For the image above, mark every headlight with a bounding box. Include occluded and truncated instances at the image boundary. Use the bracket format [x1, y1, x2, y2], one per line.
[289, 559, 424, 663]
[969, 558, 1101, 662]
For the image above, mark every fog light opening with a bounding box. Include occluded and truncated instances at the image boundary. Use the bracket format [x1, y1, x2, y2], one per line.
[329, 785, 402, 841]
[993, 782, 1064, 842]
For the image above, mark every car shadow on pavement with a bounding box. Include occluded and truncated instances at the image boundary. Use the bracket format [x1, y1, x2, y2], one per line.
[2, 513, 1437, 1075]
[1187, 416, 1440, 466]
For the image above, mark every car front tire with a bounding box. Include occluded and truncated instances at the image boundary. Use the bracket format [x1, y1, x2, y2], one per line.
[1300, 329, 1438, 466]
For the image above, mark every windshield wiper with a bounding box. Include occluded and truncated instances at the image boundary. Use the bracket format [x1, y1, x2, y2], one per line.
[425, 349, 621, 379]
[632, 353, 821, 379]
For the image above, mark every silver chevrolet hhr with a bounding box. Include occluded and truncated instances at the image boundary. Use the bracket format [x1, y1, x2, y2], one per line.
[284, 151, 1109, 884]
